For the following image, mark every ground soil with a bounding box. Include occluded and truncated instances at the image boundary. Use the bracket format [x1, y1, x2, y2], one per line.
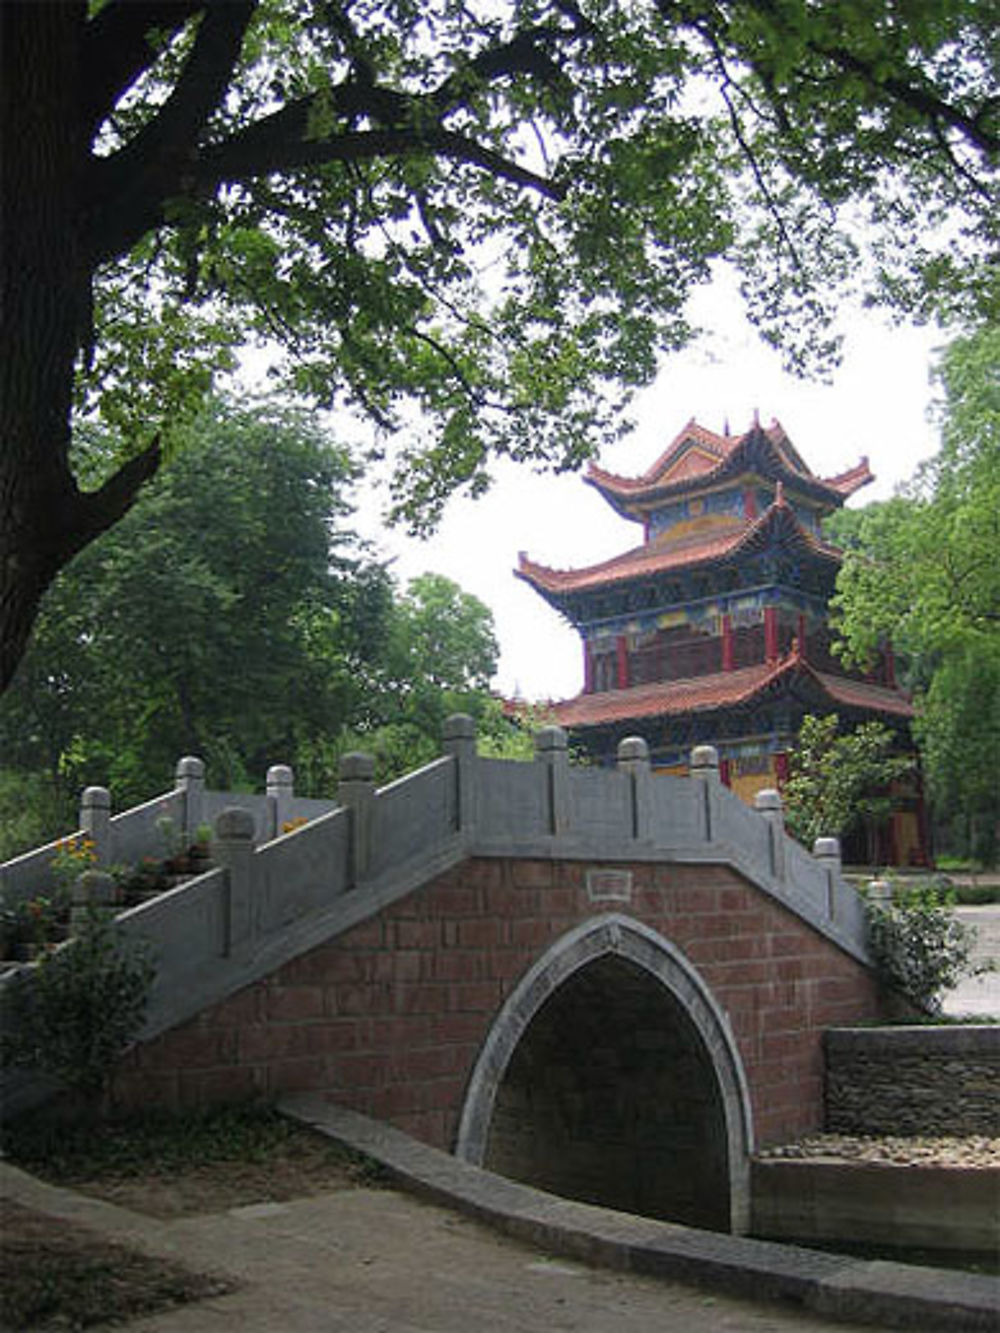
[0, 1123, 379, 1329]
[53, 1125, 382, 1220]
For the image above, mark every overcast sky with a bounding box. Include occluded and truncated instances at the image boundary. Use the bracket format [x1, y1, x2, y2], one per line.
[345, 274, 944, 703]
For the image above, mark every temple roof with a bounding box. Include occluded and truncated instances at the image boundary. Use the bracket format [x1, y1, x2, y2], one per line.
[517, 485, 842, 603]
[546, 649, 914, 730]
[585, 417, 873, 521]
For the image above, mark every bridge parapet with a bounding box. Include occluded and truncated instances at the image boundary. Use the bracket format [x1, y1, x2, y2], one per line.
[1, 715, 870, 1118]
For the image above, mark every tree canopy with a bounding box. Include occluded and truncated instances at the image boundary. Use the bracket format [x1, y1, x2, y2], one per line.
[2, 0, 997, 690]
[781, 713, 912, 855]
[831, 323, 1000, 863]
[0, 400, 501, 818]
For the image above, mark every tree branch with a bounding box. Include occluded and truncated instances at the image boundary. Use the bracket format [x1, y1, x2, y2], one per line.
[73, 436, 163, 558]
[87, 1, 255, 258]
[82, 0, 208, 137]
[197, 124, 564, 201]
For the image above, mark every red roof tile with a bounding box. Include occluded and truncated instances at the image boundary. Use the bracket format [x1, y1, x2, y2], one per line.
[517, 495, 842, 596]
[548, 653, 913, 729]
[585, 417, 872, 513]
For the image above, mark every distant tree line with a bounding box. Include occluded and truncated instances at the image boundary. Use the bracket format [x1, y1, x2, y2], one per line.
[0, 398, 524, 858]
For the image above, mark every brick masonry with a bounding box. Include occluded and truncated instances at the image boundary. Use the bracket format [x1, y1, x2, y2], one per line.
[115, 857, 884, 1150]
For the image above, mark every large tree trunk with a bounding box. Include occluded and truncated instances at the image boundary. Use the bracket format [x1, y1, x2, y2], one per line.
[0, 3, 157, 692]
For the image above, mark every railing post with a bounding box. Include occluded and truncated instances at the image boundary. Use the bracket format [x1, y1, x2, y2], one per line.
[754, 788, 786, 882]
[80, 786, 111, 867]
[267, 764, 295, 840]
[690, 745, 719, 843]
[617, 736, 652, 840]
[866, 878, 893, 907]
[813, 836, 842, 918]
[213, 807, 256, 957]
[338, 752, 376, 886]
[535, 725, 570, 836]
[175, 756, 205, 843]
[443, 714, 477, 837]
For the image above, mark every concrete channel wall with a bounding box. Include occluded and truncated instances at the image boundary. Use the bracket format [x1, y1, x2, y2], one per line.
[825, 1025, 1000, 1136]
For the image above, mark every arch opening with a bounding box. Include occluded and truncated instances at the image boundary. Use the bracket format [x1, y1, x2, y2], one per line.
[457, 915, 753, 1233]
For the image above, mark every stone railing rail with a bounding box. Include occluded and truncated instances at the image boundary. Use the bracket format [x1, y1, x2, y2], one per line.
[0, 757, 337, 905]
[1, 717, 870, 1117]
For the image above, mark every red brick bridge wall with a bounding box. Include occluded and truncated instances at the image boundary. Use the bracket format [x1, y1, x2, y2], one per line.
[116, 855, 882, 1151]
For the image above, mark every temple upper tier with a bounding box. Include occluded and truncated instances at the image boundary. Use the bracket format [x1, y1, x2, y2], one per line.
[516, 416, 927, 866]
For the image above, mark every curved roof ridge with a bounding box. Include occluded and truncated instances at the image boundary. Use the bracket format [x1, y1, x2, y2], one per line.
[822, 456, 874, 496]
[516, 495, 841, 597]
[585, 416, 863, 514]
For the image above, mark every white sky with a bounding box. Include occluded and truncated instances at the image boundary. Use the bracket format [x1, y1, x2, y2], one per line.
[350, 274, 944, 702]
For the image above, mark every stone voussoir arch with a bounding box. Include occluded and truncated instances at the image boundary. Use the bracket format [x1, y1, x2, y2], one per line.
[455, 912, 755, 1233]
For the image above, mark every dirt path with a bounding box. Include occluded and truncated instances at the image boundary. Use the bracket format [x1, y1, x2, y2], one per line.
[3, 1164, 903, 1333]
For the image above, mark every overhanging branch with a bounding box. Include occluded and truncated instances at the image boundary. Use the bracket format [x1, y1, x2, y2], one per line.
[199, 124, 565, 200]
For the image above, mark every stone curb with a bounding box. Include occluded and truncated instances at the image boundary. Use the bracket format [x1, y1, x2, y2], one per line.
[281, 1094, 1000, 1333]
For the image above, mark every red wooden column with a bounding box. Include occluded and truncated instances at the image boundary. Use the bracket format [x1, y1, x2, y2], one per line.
[721, 613, 734, 671]
[583, 640, 594, 694]
[884, 641, 897, 687]
[615, 634, 629, 689]
[764, 606, 779, 662]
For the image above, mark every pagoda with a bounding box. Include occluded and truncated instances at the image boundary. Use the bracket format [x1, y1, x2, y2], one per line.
[517, 416, 928, 866]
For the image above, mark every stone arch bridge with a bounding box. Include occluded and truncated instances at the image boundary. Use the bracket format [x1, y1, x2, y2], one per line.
[1, 719, 886, 1233]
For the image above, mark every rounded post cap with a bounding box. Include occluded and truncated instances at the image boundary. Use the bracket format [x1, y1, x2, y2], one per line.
[175, 756, 205, 781]
[266, 764, 294, 788]
[754, 788, 783, 813]
[81, 785, 111, 810]
[616, 736, 650, 764]
[689, 745, 719, 771]
[813, 836, 841, 860]
[214, 807, 256, 841]
[339, 751, 376, 783]
[443, 713, 477, 742]
[534, 724, 568, 754]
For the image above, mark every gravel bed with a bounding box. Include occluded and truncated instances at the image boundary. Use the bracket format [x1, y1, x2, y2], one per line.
[756, 1134, 1000, 1168]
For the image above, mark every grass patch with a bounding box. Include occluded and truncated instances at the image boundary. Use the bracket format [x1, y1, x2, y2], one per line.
[3, 1101, 319, 1180]
[2, 1101, 388, 1219]
[0, 1199, 232, 1330]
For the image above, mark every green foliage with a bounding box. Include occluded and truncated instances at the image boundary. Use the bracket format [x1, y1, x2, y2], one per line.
[4, 1, 998, 694]
[3, 1102, 319, 1180]
[865, 881, 985, 1014]
[832, 324, 1000, 864]
[0, 399, 503, 807]
[783, 713, 912, 849]
[0, 772, 75, 864]
[2, 912, 155, 1098]
[0, 404, 458, 804]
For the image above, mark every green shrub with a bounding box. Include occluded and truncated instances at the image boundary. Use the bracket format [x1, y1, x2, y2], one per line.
[1, 910, 154, 1099]
[865, 881, 988, 1013]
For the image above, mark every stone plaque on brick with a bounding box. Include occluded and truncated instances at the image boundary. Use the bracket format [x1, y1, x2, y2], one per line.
[586, 869, 632, 902]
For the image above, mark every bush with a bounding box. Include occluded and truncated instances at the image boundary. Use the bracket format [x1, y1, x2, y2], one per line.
[1, 910, 154, 1099]
[865, 881, 988, 1013]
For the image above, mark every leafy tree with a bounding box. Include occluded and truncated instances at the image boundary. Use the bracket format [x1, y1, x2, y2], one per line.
[0, 399, 397, 804]
[0, 399, 506, 819]
[307, 572, 502, 783]
[782, 713, 912, 855]
[2, 0, 997, 690]
[1, 910, 155, 1101]
[831, 323, 1000, 863]
[865, 881, 984, 1015]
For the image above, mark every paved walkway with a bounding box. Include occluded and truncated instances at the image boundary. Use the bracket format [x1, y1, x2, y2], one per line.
[943, 905, 1000, 1017]
[0, 1164, 884, 1333]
